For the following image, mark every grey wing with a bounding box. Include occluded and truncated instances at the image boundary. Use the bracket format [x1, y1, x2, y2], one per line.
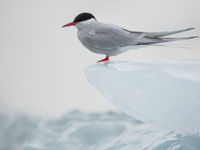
[124, 27, 195, 38]
[86, 24, 140, 50]
[86, 24, 197, 49]
[123, 27, 197, 45]
[144, 28, 195, 38]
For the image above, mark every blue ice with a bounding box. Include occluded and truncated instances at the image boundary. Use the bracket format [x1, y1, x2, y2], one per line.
[85, 60, 200, 132]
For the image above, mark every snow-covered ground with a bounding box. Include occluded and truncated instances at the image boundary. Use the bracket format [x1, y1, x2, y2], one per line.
[85, 60, 200, 132]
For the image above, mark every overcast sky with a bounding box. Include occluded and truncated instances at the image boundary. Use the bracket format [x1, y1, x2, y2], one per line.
[0, 0, 200, 117]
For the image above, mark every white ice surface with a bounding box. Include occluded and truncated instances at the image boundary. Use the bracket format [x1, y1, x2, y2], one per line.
[85, 60, 200, 132]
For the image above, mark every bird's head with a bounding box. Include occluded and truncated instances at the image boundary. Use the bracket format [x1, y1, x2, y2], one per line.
[62, 12, 96, 29]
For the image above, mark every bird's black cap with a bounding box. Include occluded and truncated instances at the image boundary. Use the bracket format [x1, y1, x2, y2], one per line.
[73, 13, 96, 23]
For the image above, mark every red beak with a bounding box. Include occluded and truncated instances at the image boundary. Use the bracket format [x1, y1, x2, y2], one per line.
[62, 22, 77, 28]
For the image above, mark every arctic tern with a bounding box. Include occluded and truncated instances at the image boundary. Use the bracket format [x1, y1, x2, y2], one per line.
[62, 12, 198, 62]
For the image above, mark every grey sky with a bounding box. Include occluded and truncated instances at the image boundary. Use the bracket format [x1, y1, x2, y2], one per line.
[0, 0, 200, 117]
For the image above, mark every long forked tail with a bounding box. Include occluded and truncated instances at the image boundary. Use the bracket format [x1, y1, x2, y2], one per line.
[137, 36, 199, 45]
[157, 36, 199, 42]
[145, 28, 195, 38]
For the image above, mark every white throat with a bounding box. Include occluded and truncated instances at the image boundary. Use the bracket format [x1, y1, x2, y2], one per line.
[76, 18, 96, 30]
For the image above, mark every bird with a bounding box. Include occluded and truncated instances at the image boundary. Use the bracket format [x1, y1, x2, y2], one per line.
[62, 12, 198, 62]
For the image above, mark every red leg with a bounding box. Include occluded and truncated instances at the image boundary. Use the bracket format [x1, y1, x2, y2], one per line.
[97, 56, 109, 63]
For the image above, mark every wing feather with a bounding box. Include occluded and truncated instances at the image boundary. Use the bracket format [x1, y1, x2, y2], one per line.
[85, 23, 139, 50]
